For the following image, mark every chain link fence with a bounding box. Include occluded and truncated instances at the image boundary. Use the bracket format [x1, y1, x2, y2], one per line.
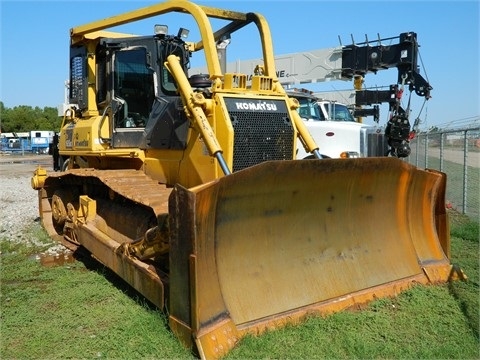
[406, 126, 480, 221]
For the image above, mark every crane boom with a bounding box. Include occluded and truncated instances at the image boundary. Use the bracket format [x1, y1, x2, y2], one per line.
[191, 32, 431, 99]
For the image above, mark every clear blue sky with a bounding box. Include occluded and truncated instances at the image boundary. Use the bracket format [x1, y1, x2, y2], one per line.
[1, 0, 479, 130]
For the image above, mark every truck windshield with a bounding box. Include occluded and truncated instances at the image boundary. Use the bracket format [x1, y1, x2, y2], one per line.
[329, 104, 355, 122]
[297, 98, 323, 120]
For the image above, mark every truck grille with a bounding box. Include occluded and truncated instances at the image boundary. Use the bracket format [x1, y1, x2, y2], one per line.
[365, 131, 388, 157]
[225, 98, 294, 172]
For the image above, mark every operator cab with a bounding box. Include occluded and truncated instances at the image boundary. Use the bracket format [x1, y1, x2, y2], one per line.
[68, 25, 192, 150]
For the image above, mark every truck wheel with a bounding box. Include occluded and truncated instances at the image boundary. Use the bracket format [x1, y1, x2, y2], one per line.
[61, 158, 70, 171]
[303, 154, 329, 159]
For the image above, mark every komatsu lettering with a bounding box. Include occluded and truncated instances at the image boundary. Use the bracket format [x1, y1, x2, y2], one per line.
[235, 102, 278, 111]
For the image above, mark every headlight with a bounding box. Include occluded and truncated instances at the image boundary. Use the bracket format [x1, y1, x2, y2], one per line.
[340, 151, 360, 159]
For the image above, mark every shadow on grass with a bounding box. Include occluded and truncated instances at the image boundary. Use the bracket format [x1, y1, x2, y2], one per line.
[71, 245, 172, 333]
[447, 211, 480, 340]
[448, 280, 480, 340]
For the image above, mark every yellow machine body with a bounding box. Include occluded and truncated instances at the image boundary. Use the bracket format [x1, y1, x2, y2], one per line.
[32, 1, 458, 358]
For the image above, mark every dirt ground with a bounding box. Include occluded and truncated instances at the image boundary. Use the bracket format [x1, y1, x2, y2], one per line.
[0, 154, 54, 176]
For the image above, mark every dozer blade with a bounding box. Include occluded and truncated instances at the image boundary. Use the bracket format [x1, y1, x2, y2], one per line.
[168, 157, 454, 359]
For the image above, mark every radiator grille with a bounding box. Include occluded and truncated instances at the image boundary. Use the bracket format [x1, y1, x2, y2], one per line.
[225, 98, 294, 172]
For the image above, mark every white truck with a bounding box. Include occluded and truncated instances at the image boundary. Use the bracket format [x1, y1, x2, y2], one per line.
[288, 90, 388, 159]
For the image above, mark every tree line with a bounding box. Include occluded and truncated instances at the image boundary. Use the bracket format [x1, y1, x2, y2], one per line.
[0, 102, 62, 133]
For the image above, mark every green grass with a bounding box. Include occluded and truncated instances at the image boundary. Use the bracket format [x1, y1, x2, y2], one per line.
[1, 214, 479, 359]
[448, 215, 480, 340]
[226, 286, 478, 359]
[0, 229, 192, 359]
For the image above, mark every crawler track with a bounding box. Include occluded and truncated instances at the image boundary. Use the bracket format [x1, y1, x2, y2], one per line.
[39, 168, 172, 250]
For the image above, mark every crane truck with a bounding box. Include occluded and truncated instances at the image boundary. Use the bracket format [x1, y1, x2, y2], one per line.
[31, 1, 458, 358]
[192, 32, 431, 158]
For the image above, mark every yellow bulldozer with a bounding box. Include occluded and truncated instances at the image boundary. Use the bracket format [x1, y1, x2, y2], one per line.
[31, 1, 460, 358]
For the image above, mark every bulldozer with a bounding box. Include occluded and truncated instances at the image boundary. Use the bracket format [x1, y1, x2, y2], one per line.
[31, 1, 460, 358]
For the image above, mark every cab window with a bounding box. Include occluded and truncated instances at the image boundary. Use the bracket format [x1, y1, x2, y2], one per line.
[114, 48, 154, 127]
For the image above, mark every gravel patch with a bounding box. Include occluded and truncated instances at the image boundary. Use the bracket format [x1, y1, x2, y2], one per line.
[0, 172, 42, 245]
[0, 155, 65, 253]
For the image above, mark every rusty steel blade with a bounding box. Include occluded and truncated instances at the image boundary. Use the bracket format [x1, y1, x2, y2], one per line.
[168, 157, 452, 358]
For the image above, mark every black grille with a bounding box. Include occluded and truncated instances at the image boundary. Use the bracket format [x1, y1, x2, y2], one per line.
[224, 98, 294, 172]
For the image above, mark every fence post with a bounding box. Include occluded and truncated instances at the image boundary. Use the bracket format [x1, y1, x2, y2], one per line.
[424, 132, 429, 168]
[440, 133, 444, 172]
[415, 134, 420, 166]
[462, 130, 468, 214]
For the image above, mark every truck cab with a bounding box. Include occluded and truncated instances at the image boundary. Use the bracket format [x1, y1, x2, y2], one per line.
[288, 90, 387, 159]
[298, 96, 355, 122]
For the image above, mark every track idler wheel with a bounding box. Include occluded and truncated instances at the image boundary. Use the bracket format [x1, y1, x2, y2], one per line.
[51, 189, 77, 233]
